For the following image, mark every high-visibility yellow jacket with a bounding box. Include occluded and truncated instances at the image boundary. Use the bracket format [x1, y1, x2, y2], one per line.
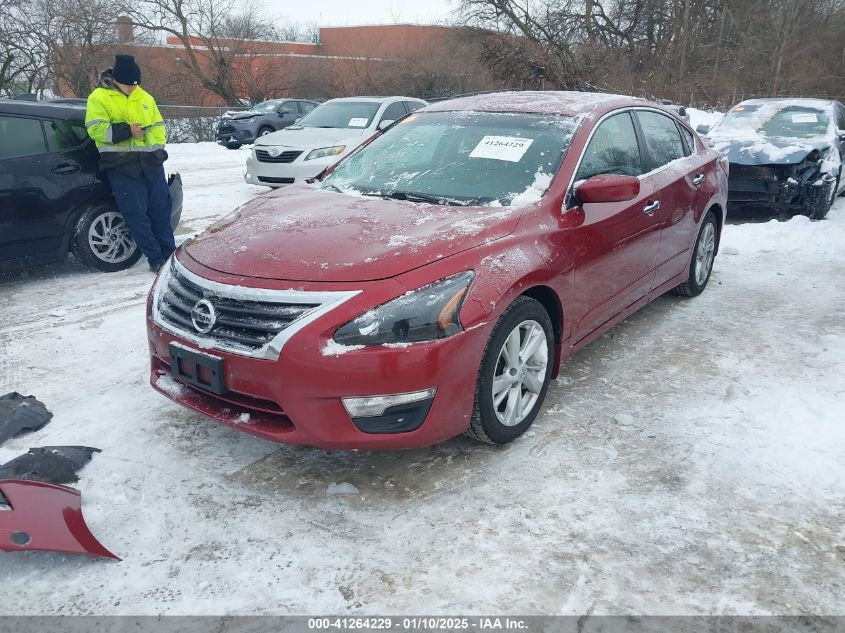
[85, 83, 168, 179]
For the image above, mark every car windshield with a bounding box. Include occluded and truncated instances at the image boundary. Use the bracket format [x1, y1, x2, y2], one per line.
[295, 101, 381, 129]
[712, 103, 832, 138]
[251, 100, 282, 114]
[322, 111, 577, 206]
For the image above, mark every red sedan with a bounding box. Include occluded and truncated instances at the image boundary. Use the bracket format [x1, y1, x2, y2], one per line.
[146, 91, 727, 450]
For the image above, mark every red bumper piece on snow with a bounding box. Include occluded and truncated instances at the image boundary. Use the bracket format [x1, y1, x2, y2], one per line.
[0, 479, 119, 559]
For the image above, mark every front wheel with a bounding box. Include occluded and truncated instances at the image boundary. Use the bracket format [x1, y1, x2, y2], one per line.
[71, 205, 142, 272]
[466, 296, 553, 445]
[257, 126, 274, 138]
[672, 210, 718, 297]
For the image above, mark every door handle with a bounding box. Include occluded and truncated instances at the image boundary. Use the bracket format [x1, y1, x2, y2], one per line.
[51, 162, 80, 175]
[692, 174, 705, 186]
[643, 200, 660, 215]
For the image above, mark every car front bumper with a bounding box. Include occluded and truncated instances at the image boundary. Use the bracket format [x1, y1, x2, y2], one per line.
[145, 258, 490, 450]
[244, 149, 345, 187]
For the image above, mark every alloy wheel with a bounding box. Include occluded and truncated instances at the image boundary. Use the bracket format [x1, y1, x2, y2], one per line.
[88, 212, 136, 264]
[491, 319, 549, 427]
[694, 222, 716, 286]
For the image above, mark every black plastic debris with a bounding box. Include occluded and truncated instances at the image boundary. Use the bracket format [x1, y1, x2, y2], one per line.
[0, 392, 53, 446]
[0, 446, 101, 484]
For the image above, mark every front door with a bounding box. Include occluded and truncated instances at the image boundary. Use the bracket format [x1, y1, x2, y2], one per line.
[569, 111, 663, 342]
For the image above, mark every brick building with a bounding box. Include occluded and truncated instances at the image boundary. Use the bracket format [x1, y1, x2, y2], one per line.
[62, 22, 495, 105]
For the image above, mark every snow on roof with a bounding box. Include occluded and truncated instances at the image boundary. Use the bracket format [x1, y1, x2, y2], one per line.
[424, 91, 646, 116]
[738, 97, 835, 109]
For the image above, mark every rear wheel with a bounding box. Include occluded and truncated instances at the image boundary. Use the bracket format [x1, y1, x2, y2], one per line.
[672, 210, 718, 297]
[71, 205, 141, 272]
[466, 296, 553, 445]
[257, 126, 274, 138]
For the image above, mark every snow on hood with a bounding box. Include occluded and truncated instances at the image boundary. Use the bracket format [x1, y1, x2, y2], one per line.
[183, 184, 522, 282]
[255, 126, 369, 149]
[710, 135, 830, 166]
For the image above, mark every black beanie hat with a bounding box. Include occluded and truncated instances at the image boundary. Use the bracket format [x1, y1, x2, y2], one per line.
[112, 54, 141, 85]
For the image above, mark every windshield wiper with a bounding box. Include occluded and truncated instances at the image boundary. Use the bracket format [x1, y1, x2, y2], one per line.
[361, 191, 470, 206]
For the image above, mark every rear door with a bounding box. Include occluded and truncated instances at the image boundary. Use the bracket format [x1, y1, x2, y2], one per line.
[634, 109, 715, 289]
[0, 115, 54, 261]
[570, 111, 664, 341]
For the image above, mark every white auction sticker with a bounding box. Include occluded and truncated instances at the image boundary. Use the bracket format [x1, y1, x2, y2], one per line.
[348, 117, 369, 127]
[469, 136, 534, 162]
[791, 113, 818, 123]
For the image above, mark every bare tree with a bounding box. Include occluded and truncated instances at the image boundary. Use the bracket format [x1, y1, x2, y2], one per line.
[120, 0, 282, 105]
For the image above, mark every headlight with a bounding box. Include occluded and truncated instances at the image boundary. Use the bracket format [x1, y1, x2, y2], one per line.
[334, 272, 474, 346]
[305, 145, 346, 161]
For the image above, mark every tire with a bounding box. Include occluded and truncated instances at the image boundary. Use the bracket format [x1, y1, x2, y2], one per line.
[672, 210, 718, 297]
[466, 296, 554, 445]
[71, 205, 142, 272]
[224, 142, 241, 150]
[257, 126, 274, 138]
[805, 177, 836, 220]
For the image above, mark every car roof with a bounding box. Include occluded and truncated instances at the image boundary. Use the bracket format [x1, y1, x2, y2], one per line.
[325, 96, 427, 104]
[737, 97, 835, 109]
[424, 90, 649, 116]
[0, 99, 86, 120]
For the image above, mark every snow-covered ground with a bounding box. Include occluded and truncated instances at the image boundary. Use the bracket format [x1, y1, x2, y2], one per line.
[1, 142, 844, 615]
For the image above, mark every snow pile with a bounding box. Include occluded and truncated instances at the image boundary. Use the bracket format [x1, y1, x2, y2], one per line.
[509, 171, 554, 207]
[687, 108, 723, 130]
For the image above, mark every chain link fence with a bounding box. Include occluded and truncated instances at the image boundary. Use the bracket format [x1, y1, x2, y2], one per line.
[158, 105, 248, 143]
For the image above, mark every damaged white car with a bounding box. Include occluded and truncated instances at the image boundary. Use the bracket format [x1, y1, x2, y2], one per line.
[698, 98, 845, 219]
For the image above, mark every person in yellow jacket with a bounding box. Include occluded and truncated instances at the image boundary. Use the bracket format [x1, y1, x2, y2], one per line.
[86, 54, 175, 272]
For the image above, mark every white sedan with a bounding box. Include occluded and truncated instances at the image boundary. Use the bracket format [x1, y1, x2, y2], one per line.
[244, 96, 428, 187]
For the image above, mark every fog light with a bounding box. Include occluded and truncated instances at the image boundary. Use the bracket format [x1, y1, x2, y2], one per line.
[342, 388, 436, 418]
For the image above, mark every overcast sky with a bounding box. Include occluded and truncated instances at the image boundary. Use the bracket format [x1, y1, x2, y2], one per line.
[262, 0, 456, 27]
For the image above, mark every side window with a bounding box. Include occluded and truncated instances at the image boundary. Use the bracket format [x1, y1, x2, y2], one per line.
[678, 123, 696, 156]
[299, 101, 316, 114]
[277, 102, 297, 115]
[575, 112, 642, 181]
[637, 111, 686, 169]
[379, 102, 407, 125]
[44, 119, 85, 153]
[404, 101, 423, 113]
[0, 115, 46, 159]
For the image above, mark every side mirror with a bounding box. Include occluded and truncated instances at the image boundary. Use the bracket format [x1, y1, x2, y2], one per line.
[377, 119, 395, 131]
[576, 174, 640, 204]
[677, 106, 688, 119]
[837, 129, 845, 142]
[696, 124, 711, 135]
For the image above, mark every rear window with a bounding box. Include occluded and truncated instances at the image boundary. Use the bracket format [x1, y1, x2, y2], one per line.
[0, 115, 46, 159]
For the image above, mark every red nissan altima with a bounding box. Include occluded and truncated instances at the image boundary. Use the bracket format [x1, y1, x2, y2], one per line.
[147, 91, 728, 450]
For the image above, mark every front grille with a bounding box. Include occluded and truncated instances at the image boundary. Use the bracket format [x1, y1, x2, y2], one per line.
[157, 266, 320, 354]
[729, 164, 781, 182]
[258, 176, 295, 184]
[217, 125, 236, 135]
[256, 149, 302, 163]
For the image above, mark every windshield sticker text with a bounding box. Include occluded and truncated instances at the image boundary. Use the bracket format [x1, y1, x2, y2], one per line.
[349, 118, 369, 127]
[469, 136, 534, 162]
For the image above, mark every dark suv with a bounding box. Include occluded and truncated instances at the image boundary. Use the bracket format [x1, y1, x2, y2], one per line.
[216, 99, 319, 149]
[0, 100, 183, 274]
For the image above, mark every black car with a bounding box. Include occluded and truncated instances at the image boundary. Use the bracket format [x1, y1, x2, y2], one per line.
[698, 98, 845, 219]
[216, 99, 319, 149]
[0, 100, 183, 274]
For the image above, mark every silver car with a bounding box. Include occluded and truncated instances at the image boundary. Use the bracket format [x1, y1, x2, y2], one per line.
[244, 96, 428, 187]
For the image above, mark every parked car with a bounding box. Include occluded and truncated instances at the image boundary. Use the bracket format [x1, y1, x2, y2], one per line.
[149, 91, 726, 450]
[216, 99, 319, 149]
[244, 96, 428, 187]
[698, 98, 845, 219]
[0, 100, 183, 273]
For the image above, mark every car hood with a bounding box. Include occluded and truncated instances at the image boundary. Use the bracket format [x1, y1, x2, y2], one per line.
[223, 111, 261, 121]
[710, 134, 830, 165]
[184, 185, 522, 283]
[256, 126, 369, 149]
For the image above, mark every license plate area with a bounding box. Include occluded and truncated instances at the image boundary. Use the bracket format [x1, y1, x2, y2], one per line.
[169, 343, 226, 395]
